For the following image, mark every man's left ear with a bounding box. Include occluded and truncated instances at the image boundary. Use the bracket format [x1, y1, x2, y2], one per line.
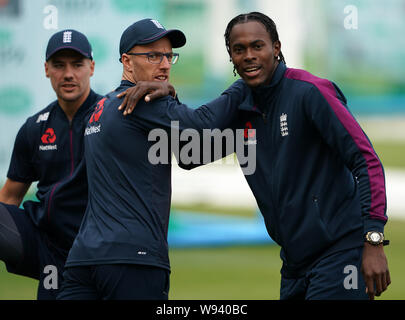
[121, 54, 133, 73]
[273, 40, 281, 58]
[90, 60, 95, 76]
[44, 62, 50, 78]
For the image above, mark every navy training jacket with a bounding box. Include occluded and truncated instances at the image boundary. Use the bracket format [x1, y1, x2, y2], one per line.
[231, 62, 387, 276]
[65, 80, 248, 270]
[7, 90, 102, 250]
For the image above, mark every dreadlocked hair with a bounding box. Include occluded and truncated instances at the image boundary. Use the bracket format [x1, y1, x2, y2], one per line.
[224, 12, 286, 65]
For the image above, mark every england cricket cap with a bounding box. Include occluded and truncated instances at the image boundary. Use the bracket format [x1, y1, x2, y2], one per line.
[46, 29, 93, 61]
[119, 18, 186, 62]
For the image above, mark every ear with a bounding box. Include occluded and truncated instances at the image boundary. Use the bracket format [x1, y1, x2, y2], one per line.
[45, 61, 50, 78]
[273, 40, 281, 58]
[89, 60, 95, 77]
[121, 54, 133, 73]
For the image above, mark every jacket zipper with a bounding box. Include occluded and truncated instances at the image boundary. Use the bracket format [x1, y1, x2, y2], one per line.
[47, 122, 75, 221]
[268, 103, 280, 241]
[69, 123, 74, 175]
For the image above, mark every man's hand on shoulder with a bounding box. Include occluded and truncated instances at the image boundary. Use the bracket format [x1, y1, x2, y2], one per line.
[117, 81, 176, 116]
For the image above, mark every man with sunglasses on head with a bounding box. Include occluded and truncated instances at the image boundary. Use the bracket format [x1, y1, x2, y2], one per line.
[57, 18, 248, 300]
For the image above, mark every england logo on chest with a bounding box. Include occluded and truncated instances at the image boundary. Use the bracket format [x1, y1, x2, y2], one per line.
[280, 113, 289, 137]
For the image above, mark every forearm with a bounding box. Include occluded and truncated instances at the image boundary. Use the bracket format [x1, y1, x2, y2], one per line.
[0, 191, 23, 206]
[0, 179, 31, 207]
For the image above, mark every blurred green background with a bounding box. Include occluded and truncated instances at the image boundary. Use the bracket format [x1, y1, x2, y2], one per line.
[1, 0, 405, 300]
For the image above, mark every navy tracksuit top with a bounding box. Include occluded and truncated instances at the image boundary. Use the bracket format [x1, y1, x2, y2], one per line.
[7, 90, 102, 250]
[231, 62, 387, 276]
[65, 80, 248, 270]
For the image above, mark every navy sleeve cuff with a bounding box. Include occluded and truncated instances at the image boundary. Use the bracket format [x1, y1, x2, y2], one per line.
[363, 217, 386, 234]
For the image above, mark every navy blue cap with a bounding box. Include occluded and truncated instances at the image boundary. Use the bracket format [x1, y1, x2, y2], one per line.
[46, 29, 93, 61]
[119, 19, 186, 62]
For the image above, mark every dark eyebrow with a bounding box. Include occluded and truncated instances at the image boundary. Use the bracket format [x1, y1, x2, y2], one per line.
[232, 39, 265, 48]
[232, 42, 244, 48]
[150, 51, 173, 54]
[50, 57, 86, 64]
[250, 39, 266, 45]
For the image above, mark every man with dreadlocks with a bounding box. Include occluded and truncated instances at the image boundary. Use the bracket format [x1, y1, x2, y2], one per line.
[119, 12, 390, 300]
[221, 12, 390, 300]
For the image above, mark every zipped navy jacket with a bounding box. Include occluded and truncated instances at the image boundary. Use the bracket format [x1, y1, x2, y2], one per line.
[7, 90, 102, 250]
[231, 62, 387, 276]
[65, 80, 247, 271]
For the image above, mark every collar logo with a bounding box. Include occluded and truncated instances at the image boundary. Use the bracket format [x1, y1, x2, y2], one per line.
[36, 112, 49, 123]
[41, 128, 56, 144]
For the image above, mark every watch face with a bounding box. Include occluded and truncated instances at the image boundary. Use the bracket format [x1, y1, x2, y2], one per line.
[370, 232, 382, 242]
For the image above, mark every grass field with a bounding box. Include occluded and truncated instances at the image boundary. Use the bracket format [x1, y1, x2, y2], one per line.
[1, 217, 404, 300]
[372, 141, 405, 169]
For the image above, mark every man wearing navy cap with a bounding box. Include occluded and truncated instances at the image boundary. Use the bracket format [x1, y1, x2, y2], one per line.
[0, 29, 103, 299]
[57, 19, 247, 300]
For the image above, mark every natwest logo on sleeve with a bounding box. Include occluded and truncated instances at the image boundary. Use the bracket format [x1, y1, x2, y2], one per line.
[40, 128, 57, 151]
[89, 97, 106, 124]
[86, 97, 106, 136]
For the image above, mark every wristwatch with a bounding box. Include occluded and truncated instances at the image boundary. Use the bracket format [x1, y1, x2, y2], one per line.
[364, 231, 390, 246]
